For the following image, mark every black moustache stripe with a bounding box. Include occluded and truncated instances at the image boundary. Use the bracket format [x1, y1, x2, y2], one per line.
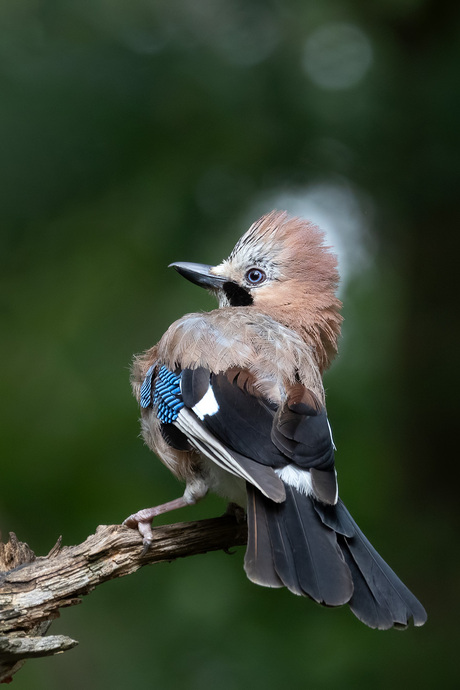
[223, 282, 253, 307]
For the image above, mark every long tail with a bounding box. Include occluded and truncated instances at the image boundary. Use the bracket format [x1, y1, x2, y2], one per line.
[244, 484, 427, 629]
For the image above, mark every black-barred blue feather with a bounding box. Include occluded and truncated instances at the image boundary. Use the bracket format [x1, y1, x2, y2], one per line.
[140, 365, 155, 409]
[142, 364, 185, 424]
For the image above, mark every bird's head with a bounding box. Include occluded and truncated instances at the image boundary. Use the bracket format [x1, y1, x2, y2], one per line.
[170, 210, 342, 371]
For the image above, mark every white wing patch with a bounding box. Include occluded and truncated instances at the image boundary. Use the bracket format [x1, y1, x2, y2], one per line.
[327, 419, 337, 451]
[192, 384, 220, 420]
[275, 465, 313, 497]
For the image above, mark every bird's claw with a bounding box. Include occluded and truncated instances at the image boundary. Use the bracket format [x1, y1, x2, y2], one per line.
[141, 538, 153, 557]
[123, 512, 155, 554]
[137, 519, 154, 545]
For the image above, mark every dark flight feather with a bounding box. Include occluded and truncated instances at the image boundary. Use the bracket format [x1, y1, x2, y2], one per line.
[180, 366, 339, 504]
[310, 468, 338, 505]
[180, 366, 210, 407]
[315, 500, 427, 628]
[272, 400, 335, 471]
[160, 423, 191, 451]
[244, 484, 284, 588]
[245, 484, 353, 605]
[176, 408, 285, 502]
[180, 367, 286, 468]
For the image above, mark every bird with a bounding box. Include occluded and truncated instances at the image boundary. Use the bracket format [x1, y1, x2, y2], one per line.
[124, 210, 427, 630]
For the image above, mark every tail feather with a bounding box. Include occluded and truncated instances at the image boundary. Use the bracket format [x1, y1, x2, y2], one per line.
[265, 499, 305, 596]
[245, 484, 284, 588]
[315, 500, 427, 629]
[245, 486, 427, 629]
[339, 539, 397, 629]
[245, 484, 353, 606]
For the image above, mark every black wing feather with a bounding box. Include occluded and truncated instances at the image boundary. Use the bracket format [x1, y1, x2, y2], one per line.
[205, 372, 286, 468]
[272, 403, 335, 471]
[160, 423, 191, 451]
[180, 366, 210, 408]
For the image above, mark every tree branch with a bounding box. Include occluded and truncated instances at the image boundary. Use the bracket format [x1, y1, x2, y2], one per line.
[0, 516, 247, 683]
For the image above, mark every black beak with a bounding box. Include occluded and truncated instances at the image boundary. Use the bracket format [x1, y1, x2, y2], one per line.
[168, 262, 226, 290]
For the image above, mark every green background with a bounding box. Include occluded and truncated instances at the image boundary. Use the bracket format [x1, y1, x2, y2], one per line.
[1, 1, 458, 688]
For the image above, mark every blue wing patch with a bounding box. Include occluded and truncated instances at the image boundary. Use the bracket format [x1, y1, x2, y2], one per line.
[140, 365, 155, 409]
[153, 366, 184, 423]
[140, 364, 184, 424]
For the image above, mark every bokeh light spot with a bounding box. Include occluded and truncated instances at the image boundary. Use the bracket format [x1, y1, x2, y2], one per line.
[250, 181, 375, 290]
[302, 23, 373, 90]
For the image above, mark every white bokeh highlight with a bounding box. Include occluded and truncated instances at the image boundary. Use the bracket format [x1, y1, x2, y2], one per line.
[302, 23, 373, 90]
[249, 182, 375, 292]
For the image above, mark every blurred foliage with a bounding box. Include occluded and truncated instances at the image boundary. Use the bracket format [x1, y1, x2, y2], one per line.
[1, 0, 459, 688]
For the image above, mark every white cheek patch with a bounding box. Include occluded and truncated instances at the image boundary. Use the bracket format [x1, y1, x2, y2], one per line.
[192, 385, 220, 420]
[275, 465, 313, 497]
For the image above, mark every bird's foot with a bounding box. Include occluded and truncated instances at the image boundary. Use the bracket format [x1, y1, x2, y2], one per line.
[123, 508, 158, 554]
[123, 497, 190, 554]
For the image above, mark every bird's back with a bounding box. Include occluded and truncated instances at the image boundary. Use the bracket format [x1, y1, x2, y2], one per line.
[133, 307, 325, 407]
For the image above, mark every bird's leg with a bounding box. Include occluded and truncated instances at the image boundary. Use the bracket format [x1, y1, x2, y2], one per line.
[123, 480, 208, 553]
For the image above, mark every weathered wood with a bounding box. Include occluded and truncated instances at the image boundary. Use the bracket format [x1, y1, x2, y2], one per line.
[0, 516, 247, 683]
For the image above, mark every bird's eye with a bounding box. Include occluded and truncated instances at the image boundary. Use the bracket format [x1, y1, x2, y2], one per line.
[245, 268, 266, 285]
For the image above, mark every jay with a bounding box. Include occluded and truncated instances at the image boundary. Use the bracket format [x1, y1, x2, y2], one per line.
[125, 210, 427, 630]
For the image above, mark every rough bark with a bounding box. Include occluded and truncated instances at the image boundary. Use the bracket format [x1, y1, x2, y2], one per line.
[0, 516, 247, 683]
